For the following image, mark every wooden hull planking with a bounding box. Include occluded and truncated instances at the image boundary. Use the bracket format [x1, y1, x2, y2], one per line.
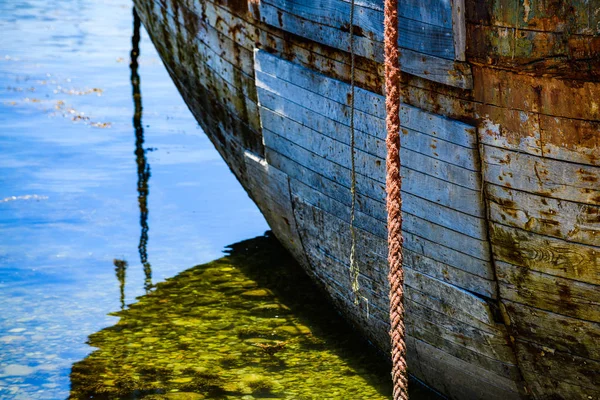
[134, 0, 600, 398]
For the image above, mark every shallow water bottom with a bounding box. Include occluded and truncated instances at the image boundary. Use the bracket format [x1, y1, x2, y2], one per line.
[69, 233, 395, 399]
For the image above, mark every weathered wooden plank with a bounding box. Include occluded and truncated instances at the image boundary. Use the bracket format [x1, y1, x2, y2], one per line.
[261, 128, 487, 240]
[257, 72, 482, 192]
[405, 268, 496, 326]
[274, 162, 495, 296]
[289, 175, 491, 262]
[502, 300, 600, 361]
[156, 58, 249, 178]
[256, 50, 476, 146]
[259, 92, 480, 172]
[490, 222, 600, 286]
[304, 231, 500, 340]
[497, 260, 600, 323]
[260, 2, 381, 57]
[260, 92, 479, 172]
[267, 142, 487, 227]
[291, 193, 499, 323]
[261, 0, 455, 59]
[191, 0, 388, 93]
[408, 337, 523, 400]
[451, 0, 466, 61]
[257, 2, 472, 88]
[263, 134, 492, 272]
[255, 49, 385, 117]
[263, 127, 485, 217]
[466, 0, 600, 35]
[524, 375, 600, 400]
[258, 97, 481, 191]
[473, 66, 600, 120]
[144, 21, 262, 162]
[158, 0, 255, 75]
[477, 103, 542, 156]
[539, 114, 600, 167]
[401, 103, 477, 148]
[147, 0, 261, 130]
[407, 298, 514, 363]
[406, 314, 520, 380]
[339, 0, 454, 28]
[483, 144, 600, 206]
[295, 183, 495, 295]
[243, 152, 310, 269]
[487, 183, 600, 247]
[514, 339, 600, 393]
[404, 250, 496, 299]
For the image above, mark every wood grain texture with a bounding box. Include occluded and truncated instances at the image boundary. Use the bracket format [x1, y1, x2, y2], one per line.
[483, 144, 600, 206]
[257, 1, 473, 88]
[243, 151, 310, 268]
[266, 150, 497, 297]
[289, 192, 501, 328]
[262, 0, 455, 58]
[451, 0, 466, 61]
[497, 260, 600, 323]
[514, 340, 600, 398]
[473, 66, 600, 120]
[407, 337, 523, 400]
[290, 194, 521, 385]
[502, 300, 600, 361]
[490, 222, 600, 286]
[487, 183, 600, 247]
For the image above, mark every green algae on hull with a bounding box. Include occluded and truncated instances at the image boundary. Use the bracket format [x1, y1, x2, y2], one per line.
[68, 233, 395, 399]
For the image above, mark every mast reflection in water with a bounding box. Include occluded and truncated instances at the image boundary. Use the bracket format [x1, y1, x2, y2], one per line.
[131, 8, 152, 292]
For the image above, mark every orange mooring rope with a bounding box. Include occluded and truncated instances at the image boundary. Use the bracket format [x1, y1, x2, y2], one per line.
[383, 0, 408, 399]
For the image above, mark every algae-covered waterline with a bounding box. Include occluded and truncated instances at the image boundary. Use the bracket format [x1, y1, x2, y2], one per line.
[0, 1, 441, 399]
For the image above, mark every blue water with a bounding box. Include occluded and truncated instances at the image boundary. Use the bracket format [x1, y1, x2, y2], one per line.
[0, 1, 268, 397]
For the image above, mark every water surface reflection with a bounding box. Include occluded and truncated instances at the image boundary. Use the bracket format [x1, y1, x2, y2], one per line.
[131, 7, 153, 292]
[0, 0, 266, 398]
[69, 234, 394, 399]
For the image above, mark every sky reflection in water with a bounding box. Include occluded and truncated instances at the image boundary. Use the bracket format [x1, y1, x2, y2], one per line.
[0, 1, 441, 399]
[0, 0, 266, 397]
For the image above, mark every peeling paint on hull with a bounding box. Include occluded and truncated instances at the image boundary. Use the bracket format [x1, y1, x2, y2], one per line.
[134, 0, 600, 398]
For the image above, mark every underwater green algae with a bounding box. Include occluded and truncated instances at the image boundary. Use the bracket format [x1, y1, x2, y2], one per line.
[68, 233, 395, 399]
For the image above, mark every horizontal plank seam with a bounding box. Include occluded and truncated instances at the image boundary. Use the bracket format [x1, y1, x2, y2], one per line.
[514, 335, 600, 365]
[290, 178, 493, 263]
[315, 243, 503, 333]
[491, 219, 600, 254]
[264, 124, 483, 193]
[497, 259, 600, 294]
[260, 102, 480, 175]
[262, 1, 455, 60]
[184, 0, 380, 77]
[410, 336, 522, 391]
[265, 0, 453, 31]
[483, 142, 600, 172]
[258, 102, 482, 189]
[316, 239, 497, 300]
[259, 84, 477, 151]
[503, 298, 600, 336]
[155, 1, 256, 79]
[469, 21, 600, 37]
[407, 313, 520, 369]
[267, 139, 487, 220]
[257, 65, 476, 140]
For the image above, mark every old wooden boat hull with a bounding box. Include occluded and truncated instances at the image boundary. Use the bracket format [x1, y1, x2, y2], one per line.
[134, 0, 600, 398]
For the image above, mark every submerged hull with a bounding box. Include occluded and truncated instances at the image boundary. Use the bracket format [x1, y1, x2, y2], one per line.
[134, 0, 600, 398]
